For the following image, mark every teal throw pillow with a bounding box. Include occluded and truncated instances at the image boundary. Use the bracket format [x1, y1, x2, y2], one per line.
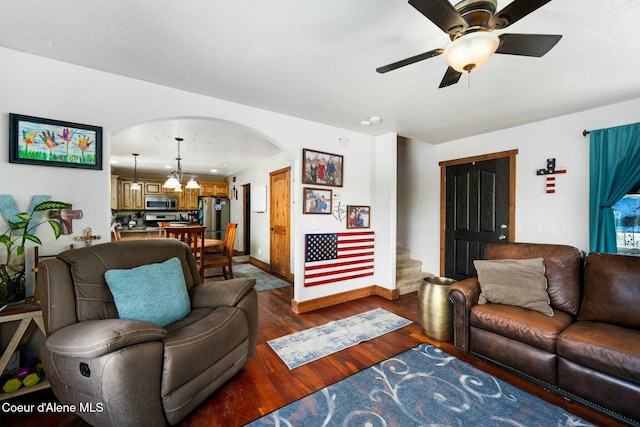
[104, 257, 191, 327]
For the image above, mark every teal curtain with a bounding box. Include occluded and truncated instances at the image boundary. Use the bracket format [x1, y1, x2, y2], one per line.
[589, 122, 640, 252]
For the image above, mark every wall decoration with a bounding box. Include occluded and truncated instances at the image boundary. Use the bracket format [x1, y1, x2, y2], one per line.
[347, 205, 371, 229]
[304, 231, 375, 287]
[536, 158, 566, 193]
[304, 188, 332, 214]
[48, 206, 83, 234]
[333, 201, 347, 223]
[302, 149, 343, 187]
[9, 113, 103, 170]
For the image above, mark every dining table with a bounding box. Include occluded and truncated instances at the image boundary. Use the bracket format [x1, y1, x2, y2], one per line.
[162, 224, 223, 252]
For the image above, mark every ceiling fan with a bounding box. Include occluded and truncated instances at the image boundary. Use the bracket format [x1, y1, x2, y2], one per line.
[376, 0, 562, 88]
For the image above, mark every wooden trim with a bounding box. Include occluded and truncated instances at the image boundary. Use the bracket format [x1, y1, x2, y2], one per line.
[438, 149, 519, 167]
[292, 286, 399, 314]
[248, 256, 294, 283]
[439, 149, 518, 276]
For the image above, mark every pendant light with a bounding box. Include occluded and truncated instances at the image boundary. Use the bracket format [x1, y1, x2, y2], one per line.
[163, 137, 200, 191]
[131, 153, 141, 191]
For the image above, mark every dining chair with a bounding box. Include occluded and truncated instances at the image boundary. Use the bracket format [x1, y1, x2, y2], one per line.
[157, 221, 172, 237]
[204, 223, 237, 279]
[164, 225, 206, 282]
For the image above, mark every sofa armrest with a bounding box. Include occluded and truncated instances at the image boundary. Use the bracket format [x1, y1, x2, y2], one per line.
[191, 277, 256, 309]
[448, 277, 481, 352]
[45, 319, 167, 358]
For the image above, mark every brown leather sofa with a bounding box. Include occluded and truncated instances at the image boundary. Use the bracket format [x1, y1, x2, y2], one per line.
[37, 239, 258, 427]
[448, 242, 640, 425]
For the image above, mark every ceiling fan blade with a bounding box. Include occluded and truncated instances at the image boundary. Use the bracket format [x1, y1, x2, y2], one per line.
[376, 48, 443, 74]
[409, 0, 467, 34]
[439, 67, 462, 88]
[492, 0, 552, 29]
[496, 33, 562, 57]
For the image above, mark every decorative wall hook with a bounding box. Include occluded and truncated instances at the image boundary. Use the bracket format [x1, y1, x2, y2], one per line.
[48, 206, 83, 234]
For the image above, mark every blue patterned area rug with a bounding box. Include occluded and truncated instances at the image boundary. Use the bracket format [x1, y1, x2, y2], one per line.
[247, 343, 593, 427]
[268, 308, 412, 370]
[230, 262, 290, 292]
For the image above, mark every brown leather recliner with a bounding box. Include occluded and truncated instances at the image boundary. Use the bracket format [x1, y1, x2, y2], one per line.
[38, 239, 258, 427]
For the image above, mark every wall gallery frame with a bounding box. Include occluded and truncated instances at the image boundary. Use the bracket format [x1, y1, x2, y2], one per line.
[347, 205, 371, 229]
[304, 187, 332, 214]
[302, 148, 343, 187]
[9, 113, 103, 170]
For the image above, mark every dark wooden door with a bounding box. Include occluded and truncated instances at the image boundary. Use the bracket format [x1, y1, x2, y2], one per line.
[444, 157, 511, 280]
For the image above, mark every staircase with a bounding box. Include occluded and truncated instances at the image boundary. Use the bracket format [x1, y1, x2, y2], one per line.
[396, 248, 435, 295]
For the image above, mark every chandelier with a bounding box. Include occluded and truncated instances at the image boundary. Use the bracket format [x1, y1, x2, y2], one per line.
[130, 153, 141, 191]
[163, 137, 200, 192]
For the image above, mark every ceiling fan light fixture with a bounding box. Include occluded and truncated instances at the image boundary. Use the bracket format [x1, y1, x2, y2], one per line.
[444, 31, 500, 73]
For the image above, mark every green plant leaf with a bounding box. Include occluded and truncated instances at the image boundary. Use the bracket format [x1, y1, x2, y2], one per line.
[47, 220, 63, 239]
[8, 221, 27, 231]
[0, 235, 11, 247]
[34, 201, 71, 212]
[17, 213, 32, 221]
[17, 245, 24, 255]
[24, 234, 42, 245]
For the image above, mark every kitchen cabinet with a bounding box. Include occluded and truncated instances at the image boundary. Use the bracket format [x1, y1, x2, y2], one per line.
[110, 175, 119, 210]
[144, 181, 163, 195]
[182, 188, 199, 210]
[200, 182, 229, 198]
[119, 179, 144, 210]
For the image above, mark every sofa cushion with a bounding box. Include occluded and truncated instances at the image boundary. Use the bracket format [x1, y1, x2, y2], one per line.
[105, 257, 191, 327]
[579, 253, 640, 329]
[558, 321, 640, 385]
[471, 303, 573, 353]
[474, 258, 554, 316]
[484, 243, 582, 316]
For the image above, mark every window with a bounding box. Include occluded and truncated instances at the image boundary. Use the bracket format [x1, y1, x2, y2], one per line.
[613, 182, 640, 255]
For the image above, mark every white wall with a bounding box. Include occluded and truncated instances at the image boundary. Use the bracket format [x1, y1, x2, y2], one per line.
[0, 47, 387, 302]
[398, 97, 640, 275]
[229, 151, 294, 265]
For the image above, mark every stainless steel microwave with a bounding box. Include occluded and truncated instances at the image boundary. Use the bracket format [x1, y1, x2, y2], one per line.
[145, 195, 178, 211]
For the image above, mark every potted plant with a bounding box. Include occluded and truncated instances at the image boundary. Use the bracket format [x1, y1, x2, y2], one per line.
[0, 200, 70, 306]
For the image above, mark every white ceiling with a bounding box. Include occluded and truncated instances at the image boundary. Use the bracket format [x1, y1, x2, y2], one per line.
[1, 0, 640, 175]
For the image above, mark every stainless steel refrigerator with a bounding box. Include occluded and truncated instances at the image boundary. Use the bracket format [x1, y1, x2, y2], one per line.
[198, 197, 230, 240]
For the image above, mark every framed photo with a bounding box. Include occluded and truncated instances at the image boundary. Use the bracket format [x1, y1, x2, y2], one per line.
[9, 113, 103, 170]
[347, 205, 370, 229]
[303, 148, 343, 187]
[304, 187, 332, 214]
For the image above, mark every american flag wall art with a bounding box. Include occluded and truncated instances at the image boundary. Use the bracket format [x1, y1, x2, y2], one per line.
[304, 231, 375, 287]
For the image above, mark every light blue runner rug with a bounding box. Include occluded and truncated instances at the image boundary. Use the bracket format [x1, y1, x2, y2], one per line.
[268, 308, 412, 369]
[247, 343, 594, 426]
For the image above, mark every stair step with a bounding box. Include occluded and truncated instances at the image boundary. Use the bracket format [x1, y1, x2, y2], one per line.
[396, 272, 436, 295]
[396, 258, 422, 276]
[396, 247, 410, 261]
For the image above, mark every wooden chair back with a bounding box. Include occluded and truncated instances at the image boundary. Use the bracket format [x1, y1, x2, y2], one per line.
[157, 221, 172, 237]
[204, 223, 237, 280]
[164, 225, 206, 282]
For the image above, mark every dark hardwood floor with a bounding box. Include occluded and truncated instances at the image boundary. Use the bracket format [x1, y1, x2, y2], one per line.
[1, 285, 629, 427]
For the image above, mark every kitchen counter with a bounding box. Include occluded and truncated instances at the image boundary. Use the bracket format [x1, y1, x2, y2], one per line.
[119, 226, 160, 233]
